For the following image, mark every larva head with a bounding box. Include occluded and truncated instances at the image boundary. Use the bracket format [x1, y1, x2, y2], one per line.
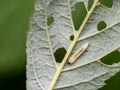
[82, 43, 89, 49]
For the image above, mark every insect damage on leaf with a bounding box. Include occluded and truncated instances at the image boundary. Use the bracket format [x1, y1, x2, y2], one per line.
[27, 0, 120, 90]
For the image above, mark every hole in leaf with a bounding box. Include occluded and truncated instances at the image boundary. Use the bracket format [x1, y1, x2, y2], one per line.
[47, 16, 54, 26]
[54, 48, 67, 63]
[98, 72, 120, 90]
[97, 21, 107, 31]
[72, 2, 87, 30]
[70, 35, 74, 41]
[88, 0, 94, 11]
[99, 0, 113, 8]
[100, 50, 120, 65]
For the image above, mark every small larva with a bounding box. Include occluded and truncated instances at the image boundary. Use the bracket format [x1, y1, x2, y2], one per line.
[68, 43, 89, 64]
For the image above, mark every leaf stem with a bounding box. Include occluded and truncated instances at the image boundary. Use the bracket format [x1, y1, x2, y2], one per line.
[48, 0, 99, 90]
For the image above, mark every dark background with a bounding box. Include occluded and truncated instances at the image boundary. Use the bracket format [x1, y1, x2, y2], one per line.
[0, 0, 120, 90]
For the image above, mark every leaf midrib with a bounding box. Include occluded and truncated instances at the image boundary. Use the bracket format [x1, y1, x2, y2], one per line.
[48, 0, 99, 89]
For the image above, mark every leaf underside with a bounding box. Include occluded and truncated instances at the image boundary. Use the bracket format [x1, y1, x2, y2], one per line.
[26, 0, 120, 90]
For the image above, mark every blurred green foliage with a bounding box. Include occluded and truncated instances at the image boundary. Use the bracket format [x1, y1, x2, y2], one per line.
[0, 0, 35, 76]
[0, 0, 35, 89]
[0, 0, 120, 90]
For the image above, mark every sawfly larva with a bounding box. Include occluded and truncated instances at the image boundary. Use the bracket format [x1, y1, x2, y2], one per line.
[68, 43, 89, 64]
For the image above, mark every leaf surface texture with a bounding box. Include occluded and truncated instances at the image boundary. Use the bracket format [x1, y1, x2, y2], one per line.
[26, 0, 120, 90]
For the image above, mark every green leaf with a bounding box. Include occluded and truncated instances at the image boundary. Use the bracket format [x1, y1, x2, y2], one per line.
[99, 0, 113, 8]
[26, 0, 120, 90]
